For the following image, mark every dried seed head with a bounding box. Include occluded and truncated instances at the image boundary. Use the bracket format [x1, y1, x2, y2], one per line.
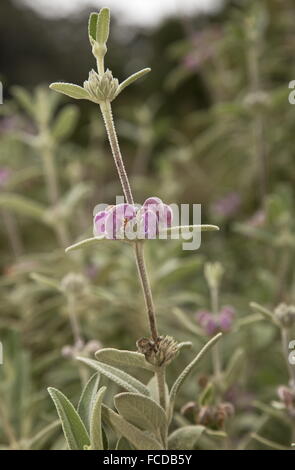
[136, 335, 179, 367]
[274, 303, 295, 328]
[83, 69, 119, 103]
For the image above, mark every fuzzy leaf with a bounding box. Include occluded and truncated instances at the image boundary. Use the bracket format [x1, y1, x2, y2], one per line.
[77, 357, 150, 396]
[50, 83, 90, 101]
[117, 68, 151, 95]
[114, 392, 167, 443]
[147, 375, 169, 406]
[102, 405, 163, 450]
[30, 273, 60, 291]
[47, 387, 90, 450]
[65, 236, 114, 253]
[52, 105, 79, 141]
[88, 12, 98, 42]
[116, 437, 133, 450]
[168, 425, 205, 450]
[168, 333, 222, 421]
[96, 8, 110, 45]
[0, 193, 46, 221]
[90, 386, 106, 450]
[95, 348, 154, 371]
[11, 86, 36, 118]
[223, 348, 245, 389]
[78, 372, 100, 431]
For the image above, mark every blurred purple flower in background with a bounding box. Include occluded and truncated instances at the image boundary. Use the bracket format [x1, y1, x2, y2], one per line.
[182, 28, 222, 71]
[93, 197, 172, 240]
[0, 167, 11, 189]
[211, 192, 241, 218]
[196, 305, 236, 336]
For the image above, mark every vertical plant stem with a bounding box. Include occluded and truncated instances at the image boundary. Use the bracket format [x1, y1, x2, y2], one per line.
[99, 100, 159, 341]
[67, 293, 87, 385]
[99, 101, 134, 205]
[247, 33, 268, 209]
[211, 286, 222, 381]
[134, 242, 159, 341]
[40, 138, 70, 248]
[1, 209, 23, 258]
[156, 366, 167, 411]
[281, 327, 295, 388]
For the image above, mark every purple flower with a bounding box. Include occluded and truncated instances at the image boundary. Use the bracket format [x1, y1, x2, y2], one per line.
[0, 168, 11, 189]
[211, 192, 241, 218]
[93, 197, 172, 240]
[196, 306, 236, 336]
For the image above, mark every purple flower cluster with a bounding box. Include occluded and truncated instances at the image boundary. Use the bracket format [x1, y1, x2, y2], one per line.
[0, 167, 11, 189]
[93, 197, 172, 240]
[211, 192, 241, 218]
[196, 306, 236, 336]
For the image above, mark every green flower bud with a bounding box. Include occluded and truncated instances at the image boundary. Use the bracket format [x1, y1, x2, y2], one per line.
[83, 69, 119, 103]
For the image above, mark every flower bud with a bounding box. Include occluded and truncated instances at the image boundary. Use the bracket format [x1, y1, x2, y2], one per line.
[83, 69, 119, 103]
[61, 273, 88, 296]
[204, 262, 224, 291]
[274, 303, 295, 328]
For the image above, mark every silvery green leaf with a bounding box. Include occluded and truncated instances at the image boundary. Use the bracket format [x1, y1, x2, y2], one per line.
[0, 193, 46, 221]
[147, 375, 169, 406]
[96, 8, 110, 45]
[172, 307, 204, 336]
[223, 348, 244, 389]
[250, 433, 290, 450]
[95, 348, 154, 371]
[168, 333, 222, 422]
[114, 392, 167, 444]
[30, 273, 60, 291]
[11, 86, 36, 119]
[59, 183, 92, 218]
[250, 302, 280, 326]
[77, 357, 150, 396]
[198, 382, 214, 406]
[159, 225, 219, 237]
[88, 12, 98, 43]
[90, 386, 106, 450]
[65, 236, 113, 253]
[168, 425, 205, 450]
[27, 420, 60, 450]
[116, 68, 151, 96]
[50, 83, 91, 101]
[47, 387, 90, 450]
[178, 341, 193, 351]
[78, 372, 100, 431]
[52, 105, 79, 141]
[102, 405, 163, 450]
[116, 437, 133, 450]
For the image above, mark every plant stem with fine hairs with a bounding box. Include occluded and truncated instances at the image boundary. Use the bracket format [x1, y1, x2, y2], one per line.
[99, 100, 159, 340]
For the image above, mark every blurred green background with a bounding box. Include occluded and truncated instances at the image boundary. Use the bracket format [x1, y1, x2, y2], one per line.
[1, 0, 295, 450]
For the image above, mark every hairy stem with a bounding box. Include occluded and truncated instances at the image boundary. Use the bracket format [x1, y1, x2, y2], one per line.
[210, 286, 222, 382]
[99, 101, 134, 205]
[99, 100, 158, 340]
[156, 366, 167, 411]
[40, 137, 70, 248]
[281, 327, 295, 388]
[134, 242, 159, 341]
